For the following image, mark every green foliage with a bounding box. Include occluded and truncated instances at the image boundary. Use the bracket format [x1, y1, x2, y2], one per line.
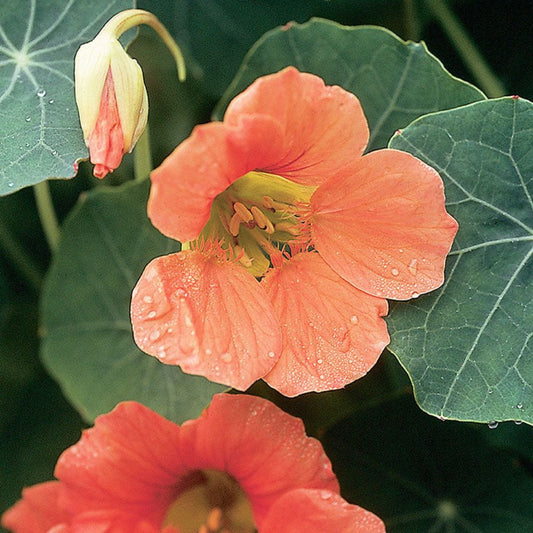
[388, 97, 533, 425]
[214, 19, 485, 149]
[324, 394, 533, 532]
[41, 180, 227, 423]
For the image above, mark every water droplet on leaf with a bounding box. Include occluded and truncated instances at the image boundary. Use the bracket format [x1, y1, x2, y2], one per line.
[36, 88, 46, 97]
[488, 421, 498, 429]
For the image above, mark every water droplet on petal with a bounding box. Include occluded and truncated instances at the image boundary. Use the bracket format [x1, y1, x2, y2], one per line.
[221, 352, 232, 363]
[36, 88, 46, 97]
[320, 490, 332, 500]
[147, 311, 156, 319]
[398, 248, 404, 253]
[488, 421, 498, 429]
[317, 358, 323, 364]
[350, 315, 358, 324]
[149, 330, 161, 341]
[143, 295, 153, 304]
[411, 291, 419, 299]
[409, 259, 418, 275]
[391, 268, 399, 276]
[319, 374, 325, 380]
[268, 351, 275, 358]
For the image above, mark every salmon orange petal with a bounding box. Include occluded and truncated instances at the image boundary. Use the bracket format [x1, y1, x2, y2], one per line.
[261, 489, 386, 533]
[178, 394, 339, 528]
[130, 250, 281, 390]
[311, 149, 459, 300]
[262, 253, 389, 396]
[148, 115, 285, 242]
[1, 482, 67, 533]
[54, 402, 184, 525]
[224, 67, 369, 186]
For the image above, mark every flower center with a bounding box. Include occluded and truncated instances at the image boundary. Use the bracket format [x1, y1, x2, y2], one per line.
[163, 469, 256, 533]
[199, 171, 316, 277]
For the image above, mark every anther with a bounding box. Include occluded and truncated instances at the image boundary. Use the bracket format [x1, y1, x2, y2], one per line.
[229, 213, 241, 236]
[233, 202, 254, 223]
[250, 206, 275, 234]
[262, 195, 275, 211]
[206, 507, 223, 532]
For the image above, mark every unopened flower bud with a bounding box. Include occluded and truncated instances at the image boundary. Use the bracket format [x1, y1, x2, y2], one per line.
[74, 10, 185, 179]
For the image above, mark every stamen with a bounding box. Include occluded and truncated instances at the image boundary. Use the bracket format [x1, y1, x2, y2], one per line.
[229, 213, 241, 237]
[274, 221, 300, 236]
[207, 507, 223, 531]
[234, 245, 253, 267]
[250, 206, 275, 234]
[233, 202, 254, 223]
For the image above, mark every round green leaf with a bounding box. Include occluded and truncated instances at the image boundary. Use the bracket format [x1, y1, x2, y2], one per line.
[324, 395, 533, 533]
[388, 97, 533, 425]
[214, 19, 485, 150]
[41, 180, 226, 424]
[0, 0, 133, 196]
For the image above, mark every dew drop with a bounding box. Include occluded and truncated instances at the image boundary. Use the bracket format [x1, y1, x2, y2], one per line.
[350, 315, 358, 324]
[487, 420, 498, 429]
[7, 181, 14, 188]
[320, 490, 332, 501]
[143, 295, 153, 304]
[36, 88, 46, 97]
[205, 348, 212, 356]
[488, 388, 493, 394]
[391, 268, 399, 276]
[221, 352, 233, 363]
[411, 291, 420, 299]
[149, 330, 161, 341]
[516, 402, 523, 410]
[267, 351, 275, 358]
[51, 150, 58, 156]
[398, 248, 404, 253]
[514, 420, 523, 425]
[317, 358, 323, 364]
[409, 259, 418, 275]
[319, 374, 325, 380]
[147, 311, 156, 319]
[48, 99, 54, 104]
[25, 116, 31, 122]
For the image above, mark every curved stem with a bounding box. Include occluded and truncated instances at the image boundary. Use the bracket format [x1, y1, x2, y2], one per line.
[427, 0, 506, 97]
[33, 181, 60, 253]
[133, 124, 152, 181]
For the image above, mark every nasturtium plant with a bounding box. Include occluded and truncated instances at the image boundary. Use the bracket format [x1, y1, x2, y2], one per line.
[1, 1, 532, 531]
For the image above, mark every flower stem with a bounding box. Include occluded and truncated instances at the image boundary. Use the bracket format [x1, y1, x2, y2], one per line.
[427, 0, 506, 97]
[33, 181, 60, 253]
[133, 124, 152, 181]
[0, 220, 43, 292]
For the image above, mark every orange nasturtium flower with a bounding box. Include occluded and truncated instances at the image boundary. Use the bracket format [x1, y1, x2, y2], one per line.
[1, 394, 385, 533]
[75, 9, 185, 178]
[131, 67, 458, 396]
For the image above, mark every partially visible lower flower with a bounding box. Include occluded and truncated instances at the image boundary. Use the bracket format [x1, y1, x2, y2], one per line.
[75, 9, 185, 178]
[1, 394, 385, 533]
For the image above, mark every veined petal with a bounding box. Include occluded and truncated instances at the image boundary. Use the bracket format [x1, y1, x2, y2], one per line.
[178, 394, 339, 529]
[261, 489, 386, 533]
[311, 149, 459, 300]
[1, 482, 67, 533]
[148, 116, 285, 242]
[131, 250, 281, 390]
[262, 253, 389, 396]
[54, 402, 184, 525]
[224, 67, 369, 186]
